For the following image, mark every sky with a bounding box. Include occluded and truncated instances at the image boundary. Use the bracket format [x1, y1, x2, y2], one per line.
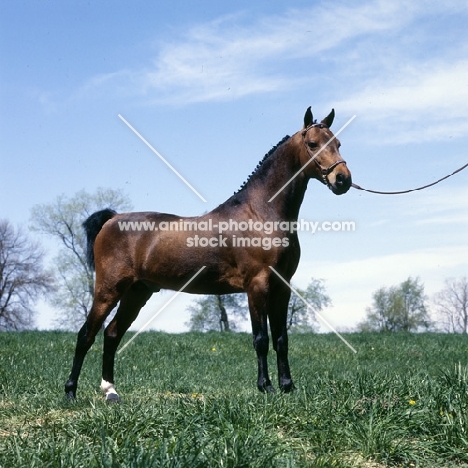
[1, 0, 467, 336]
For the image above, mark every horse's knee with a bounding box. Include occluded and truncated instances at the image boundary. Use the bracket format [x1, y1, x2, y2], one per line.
[253, 333, 269, 354]
[275, 333, 289, 355]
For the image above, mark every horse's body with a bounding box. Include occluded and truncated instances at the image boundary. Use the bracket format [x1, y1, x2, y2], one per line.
[65, 107, 352, 401]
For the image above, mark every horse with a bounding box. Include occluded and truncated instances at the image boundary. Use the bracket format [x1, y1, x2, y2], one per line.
[65, 107, 352, 401]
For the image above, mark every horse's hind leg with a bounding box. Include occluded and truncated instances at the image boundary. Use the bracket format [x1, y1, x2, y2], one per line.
[64, 284, 122, 400]
[101, 281, 153, 401]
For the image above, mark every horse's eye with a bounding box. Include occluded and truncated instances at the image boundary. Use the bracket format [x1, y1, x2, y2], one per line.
[308, 141, 318, 149]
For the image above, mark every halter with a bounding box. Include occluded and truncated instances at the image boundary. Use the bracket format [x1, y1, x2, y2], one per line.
[301, 123, 347, 186]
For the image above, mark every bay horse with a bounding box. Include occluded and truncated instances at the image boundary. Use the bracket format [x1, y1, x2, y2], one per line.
[65, 107, 352, 401]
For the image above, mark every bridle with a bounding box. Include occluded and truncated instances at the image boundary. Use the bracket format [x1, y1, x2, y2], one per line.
[301, 123, 347, 186]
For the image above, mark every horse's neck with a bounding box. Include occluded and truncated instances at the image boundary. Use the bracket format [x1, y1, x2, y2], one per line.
[239, 136, 309, 221]
[270, 167, 308, 221]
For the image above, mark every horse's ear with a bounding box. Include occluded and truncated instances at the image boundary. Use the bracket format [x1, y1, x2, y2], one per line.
[303, 106, 313, 128]
[321, 109, 335, 128]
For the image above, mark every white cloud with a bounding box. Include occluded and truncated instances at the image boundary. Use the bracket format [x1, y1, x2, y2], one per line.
[50, 0, 468, 146]
[70, 2, 464, 101]
[152, 3, 408, 102]
[336, 60, 468, 143]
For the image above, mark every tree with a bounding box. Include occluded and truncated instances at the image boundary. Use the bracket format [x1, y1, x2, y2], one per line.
[30, 188, 132, 330]
[186, 293, 248, 332]
[433, 277, 468, 333]
[186, 278, 330, 333]
[0, 220, 54, 330]
[358, 277, 430, 332]
[287, 279, 331, 332]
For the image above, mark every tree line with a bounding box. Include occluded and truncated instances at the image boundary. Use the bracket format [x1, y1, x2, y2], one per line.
[1, 188, 466, 333]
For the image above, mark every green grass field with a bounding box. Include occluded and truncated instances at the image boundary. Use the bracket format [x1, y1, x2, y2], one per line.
[1, 331, 468, 467]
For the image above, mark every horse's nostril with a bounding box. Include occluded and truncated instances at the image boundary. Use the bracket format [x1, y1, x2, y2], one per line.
[336, 173, 345, 186]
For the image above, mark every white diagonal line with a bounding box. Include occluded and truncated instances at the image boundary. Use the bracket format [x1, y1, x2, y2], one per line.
[268, 115, 356, 203]
[117, 266, 206, 354]
[268, 266, 357, 353]
[118, 114, 207, 203]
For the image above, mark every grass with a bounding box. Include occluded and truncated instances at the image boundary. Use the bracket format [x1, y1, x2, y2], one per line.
[1, 331, 468, 467]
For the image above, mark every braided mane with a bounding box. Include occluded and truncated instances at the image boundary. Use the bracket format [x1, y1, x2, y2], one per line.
[235, 135, 291, 194]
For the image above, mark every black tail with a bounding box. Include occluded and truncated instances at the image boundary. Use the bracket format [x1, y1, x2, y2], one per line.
[82, 208, 117, 270]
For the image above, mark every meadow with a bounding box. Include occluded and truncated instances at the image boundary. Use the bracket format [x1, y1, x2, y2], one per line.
[1, 331, 468, 467]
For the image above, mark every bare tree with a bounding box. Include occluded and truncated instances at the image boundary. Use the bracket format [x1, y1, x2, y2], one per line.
[30, 188, 132, 330]
[216, 295, 231, 331]
[433, 277, 468, 333]
[0, 220, 54, 330]
[186, 293, 248, 332]
[186, 278, 330, 333]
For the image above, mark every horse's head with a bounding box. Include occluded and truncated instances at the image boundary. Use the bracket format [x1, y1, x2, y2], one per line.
[300, 107, 352, 195]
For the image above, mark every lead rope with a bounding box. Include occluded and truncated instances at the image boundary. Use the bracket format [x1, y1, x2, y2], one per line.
[351, 161, 468, 195]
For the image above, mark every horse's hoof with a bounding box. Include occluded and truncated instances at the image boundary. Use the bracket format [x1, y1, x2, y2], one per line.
[280, 382, 296, 393]
[258, 380, 275, 393]
[279, 380, 296, 393]
[65, 391, 76, 401]
[105, 393, 120, 403]
[101, 379, 120, 402]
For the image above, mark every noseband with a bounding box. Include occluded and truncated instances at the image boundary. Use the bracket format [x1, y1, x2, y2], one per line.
[302, 123, 347, 186]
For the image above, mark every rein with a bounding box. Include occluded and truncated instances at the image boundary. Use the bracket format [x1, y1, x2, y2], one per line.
[351, 161, 468, 195]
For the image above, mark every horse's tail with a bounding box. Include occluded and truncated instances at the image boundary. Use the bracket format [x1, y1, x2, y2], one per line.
[82, 208, 117, 270]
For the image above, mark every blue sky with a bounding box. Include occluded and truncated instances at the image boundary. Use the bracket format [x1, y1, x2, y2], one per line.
[1, 0, 467, 334]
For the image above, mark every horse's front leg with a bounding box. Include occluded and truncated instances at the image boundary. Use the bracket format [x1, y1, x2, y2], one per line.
[268, 284, 295, 392]
[247, 278, 274, 393]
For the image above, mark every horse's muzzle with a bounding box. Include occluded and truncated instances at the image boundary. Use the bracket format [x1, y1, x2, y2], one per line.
[329, 170, 352, 195]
